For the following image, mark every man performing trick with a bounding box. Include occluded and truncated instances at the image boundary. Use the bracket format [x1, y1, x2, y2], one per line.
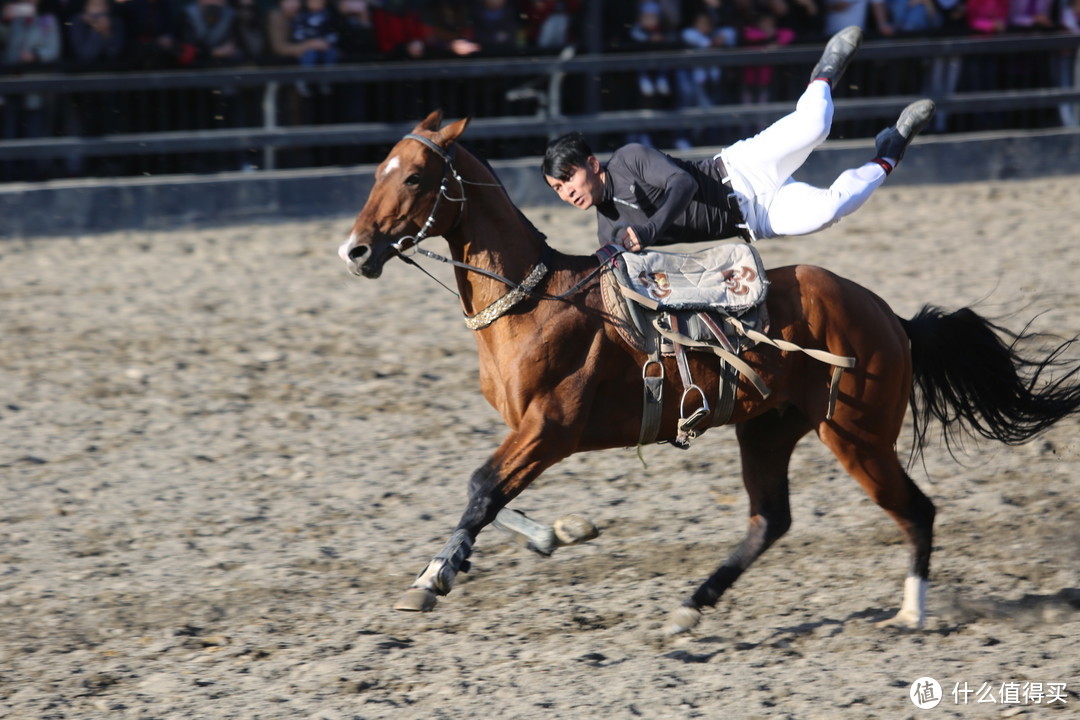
[541, 26, 935, 252]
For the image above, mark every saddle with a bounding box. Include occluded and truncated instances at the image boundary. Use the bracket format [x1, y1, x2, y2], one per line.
[598, 243, 855, 449]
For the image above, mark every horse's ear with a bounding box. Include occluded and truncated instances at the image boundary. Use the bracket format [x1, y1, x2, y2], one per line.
[437, 116, 471, 147]
[414, 110, 444, 133]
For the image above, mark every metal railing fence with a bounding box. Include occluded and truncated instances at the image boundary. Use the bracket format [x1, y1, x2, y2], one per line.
[0, 33, 1077, 182]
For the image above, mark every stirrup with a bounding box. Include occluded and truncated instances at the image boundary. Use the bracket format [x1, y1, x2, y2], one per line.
[672, 406, 710, 449]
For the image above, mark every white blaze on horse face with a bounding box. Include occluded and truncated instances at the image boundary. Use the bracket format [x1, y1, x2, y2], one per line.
[338, 230, 360, 264]
[383, 156, 401, 177]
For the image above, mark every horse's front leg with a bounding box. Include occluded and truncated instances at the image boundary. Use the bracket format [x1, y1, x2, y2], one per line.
[393, 420, 579, 612]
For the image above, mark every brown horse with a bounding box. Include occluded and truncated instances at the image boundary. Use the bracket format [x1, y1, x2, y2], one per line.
[338, 111, 1080, 634]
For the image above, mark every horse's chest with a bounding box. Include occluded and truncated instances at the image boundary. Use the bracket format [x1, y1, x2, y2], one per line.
[476, 341, 554, 426]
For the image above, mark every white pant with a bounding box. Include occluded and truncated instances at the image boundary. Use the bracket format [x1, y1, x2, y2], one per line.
[720, 80, 886, 240]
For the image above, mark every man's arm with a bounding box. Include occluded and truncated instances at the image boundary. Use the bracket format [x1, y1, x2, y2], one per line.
[872, 0, 895, 36]
[616, 145, 698, 250]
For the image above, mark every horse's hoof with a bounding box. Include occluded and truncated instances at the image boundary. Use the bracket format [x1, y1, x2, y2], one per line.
[875, 609, 924, 630]
[553, 514, 600, 546]
[394, 587, 438, 612]
[663, 606, 703, 636]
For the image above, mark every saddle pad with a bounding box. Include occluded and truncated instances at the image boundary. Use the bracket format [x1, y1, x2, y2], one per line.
[600, 260, 653, 355]
[599, 260, 769, 357]
[618, 242, 768, 313]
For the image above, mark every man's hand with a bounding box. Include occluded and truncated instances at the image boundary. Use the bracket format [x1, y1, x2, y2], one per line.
[617, 226, 643, 252]
[86, 12, 112, 36]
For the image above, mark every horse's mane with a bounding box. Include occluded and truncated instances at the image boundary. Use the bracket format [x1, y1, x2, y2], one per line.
[459, 142, 549, 243]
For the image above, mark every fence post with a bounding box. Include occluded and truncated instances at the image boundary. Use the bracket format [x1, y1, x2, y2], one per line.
[262, 81, 279, 171]
[546, 45, 574, 139]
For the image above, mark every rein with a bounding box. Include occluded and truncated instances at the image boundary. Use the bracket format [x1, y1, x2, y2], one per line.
[392, 132, 610, 329]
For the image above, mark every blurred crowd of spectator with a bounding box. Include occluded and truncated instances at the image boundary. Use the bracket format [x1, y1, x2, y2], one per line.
[0, 0, 1077, 179]
[0, 0, 589, 72]
[1, 0, 1076, 72]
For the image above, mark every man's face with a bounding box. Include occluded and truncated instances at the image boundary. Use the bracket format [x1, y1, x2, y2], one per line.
[545, 156, 604, 211]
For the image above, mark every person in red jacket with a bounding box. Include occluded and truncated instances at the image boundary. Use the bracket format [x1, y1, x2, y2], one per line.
[371, 0, 429, 58]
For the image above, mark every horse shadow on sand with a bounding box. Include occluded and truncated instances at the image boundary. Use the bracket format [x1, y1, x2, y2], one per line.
[662, 590, 1079, 663]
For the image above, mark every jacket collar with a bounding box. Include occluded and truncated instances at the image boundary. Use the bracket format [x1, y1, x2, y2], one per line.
[599, 163, 614, 205]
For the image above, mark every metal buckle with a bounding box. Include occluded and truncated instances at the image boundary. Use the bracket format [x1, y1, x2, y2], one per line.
[392, 235, 420, 255]
[642, 358, 665, 392]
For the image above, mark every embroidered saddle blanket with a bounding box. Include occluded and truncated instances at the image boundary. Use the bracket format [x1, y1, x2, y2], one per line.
[599, 243, 770, 358]
[618, 242, 768, 313]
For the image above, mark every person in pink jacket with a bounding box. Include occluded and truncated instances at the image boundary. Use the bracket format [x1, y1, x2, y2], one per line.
[965, 0, 1009, 128]
[967, 0, 1010, 33]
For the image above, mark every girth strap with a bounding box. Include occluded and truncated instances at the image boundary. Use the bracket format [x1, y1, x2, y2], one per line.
[652, 318, 772, 399]
[712, 357, 738, 426]
[697, 312, 739, 426]
[722, 313, 856, 370]
[639, 348, 664, 445]
[720, 314, 855, 419]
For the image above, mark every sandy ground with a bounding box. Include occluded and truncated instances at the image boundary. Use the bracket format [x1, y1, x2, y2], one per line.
[1, 174, 1078, 720]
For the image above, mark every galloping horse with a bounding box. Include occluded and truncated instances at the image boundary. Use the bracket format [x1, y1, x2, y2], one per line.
[338, 111, 1080, 634]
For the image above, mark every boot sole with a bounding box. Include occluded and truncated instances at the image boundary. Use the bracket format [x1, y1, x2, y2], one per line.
[828, 27, 864, 57]
[811, 26, 863, 84]
[896, 100, 936, 140]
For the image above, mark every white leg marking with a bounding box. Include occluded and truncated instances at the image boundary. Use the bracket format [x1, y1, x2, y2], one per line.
[414, 558, 451, 594]
[878, 575, 927, 629]
[664, 606, 703, 636]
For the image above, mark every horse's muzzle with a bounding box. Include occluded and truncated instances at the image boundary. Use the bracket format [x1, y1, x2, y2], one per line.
[358, 259, 383, 279]
[339, 234, 384, 278]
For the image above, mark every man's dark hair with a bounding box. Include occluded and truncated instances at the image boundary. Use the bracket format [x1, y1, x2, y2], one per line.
[541, 132, 594, 181]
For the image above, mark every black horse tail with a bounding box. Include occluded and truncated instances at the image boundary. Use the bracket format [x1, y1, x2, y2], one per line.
[900, 305, 1080, 459]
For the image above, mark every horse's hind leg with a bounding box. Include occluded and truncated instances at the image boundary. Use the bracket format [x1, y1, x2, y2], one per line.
[490, 507, 599, 556]
[818, 425, 936, 629]
[667, 407, 813, 634]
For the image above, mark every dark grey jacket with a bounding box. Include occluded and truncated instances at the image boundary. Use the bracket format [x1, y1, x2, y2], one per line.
[595, 143, 742, 248]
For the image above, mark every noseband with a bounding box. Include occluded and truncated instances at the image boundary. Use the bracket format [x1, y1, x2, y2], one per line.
[389, 133, 466, 255]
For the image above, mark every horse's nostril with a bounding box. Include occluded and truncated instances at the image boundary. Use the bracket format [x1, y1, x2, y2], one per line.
[348, 245, 369, 261]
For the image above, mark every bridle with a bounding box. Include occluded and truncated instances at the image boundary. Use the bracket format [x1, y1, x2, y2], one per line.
[386, 132, 612, 329]
[389, 133, 468, 256]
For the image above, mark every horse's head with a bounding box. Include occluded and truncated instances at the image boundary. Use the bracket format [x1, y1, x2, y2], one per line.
[339, 110, 471, 278]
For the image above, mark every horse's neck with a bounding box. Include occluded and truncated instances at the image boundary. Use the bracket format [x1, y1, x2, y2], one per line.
[447, 153, 550, 318]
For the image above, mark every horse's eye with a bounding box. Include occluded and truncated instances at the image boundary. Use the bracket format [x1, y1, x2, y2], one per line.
[404, 174, 422, 186]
